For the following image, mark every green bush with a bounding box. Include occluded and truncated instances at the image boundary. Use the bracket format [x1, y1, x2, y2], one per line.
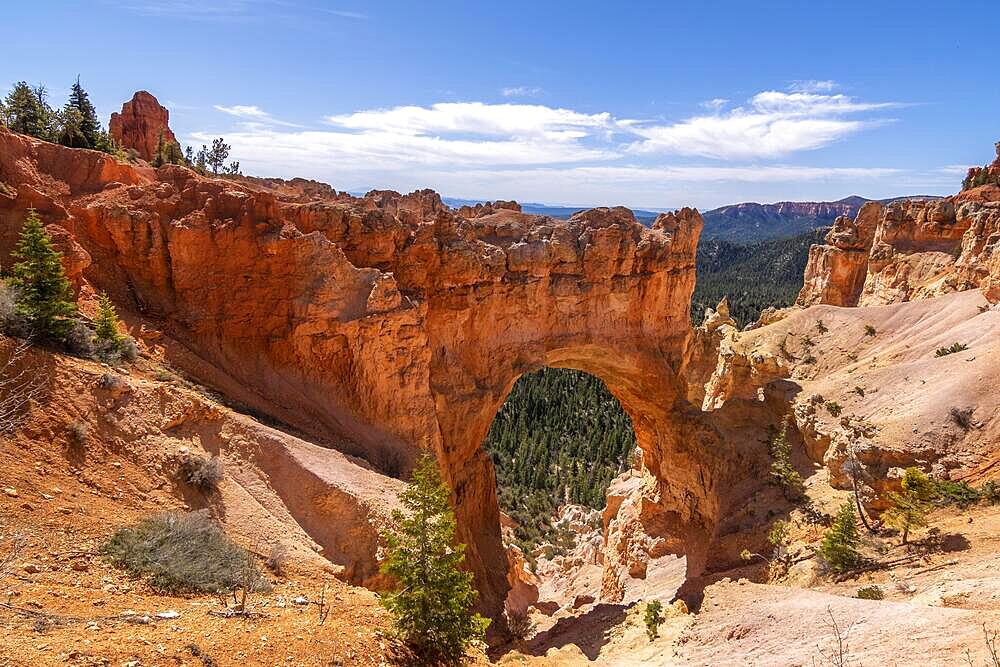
[935, 342, 968, 357]
[818, 502, 860, 573]
[855, 585, 884, 600]
[101, 511, 268, 595]
[825, 401, 843, 417]
[644, 600, 663, 641]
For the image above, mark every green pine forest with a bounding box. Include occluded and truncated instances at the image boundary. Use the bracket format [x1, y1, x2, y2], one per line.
[485, 228, 822, 551]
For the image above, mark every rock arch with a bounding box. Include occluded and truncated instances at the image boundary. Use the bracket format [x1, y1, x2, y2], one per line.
[0, 126, 763, 617]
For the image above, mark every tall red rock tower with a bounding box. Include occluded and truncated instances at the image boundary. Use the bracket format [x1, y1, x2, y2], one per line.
[109, 91, 179, 161]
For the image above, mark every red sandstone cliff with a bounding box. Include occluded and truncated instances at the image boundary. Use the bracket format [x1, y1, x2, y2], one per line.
[0, 120, 778, 615]
[108, 91, 179, 161]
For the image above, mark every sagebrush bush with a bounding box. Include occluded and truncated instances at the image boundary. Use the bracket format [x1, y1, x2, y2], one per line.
[178, 455, 224, 493]
[644, 600, 663, 641]
[64, 319, 95, 358]
[855, 585, 884, 600]
[949, 406, 974, 431]
[935, 342, 969, 357]
[101, 511, 269, 594]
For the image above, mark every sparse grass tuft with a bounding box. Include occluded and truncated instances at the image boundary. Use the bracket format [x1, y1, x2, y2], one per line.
[864, 325, 876, 337]
[815, 319, 828, 334]
[101, 511, 270, 595]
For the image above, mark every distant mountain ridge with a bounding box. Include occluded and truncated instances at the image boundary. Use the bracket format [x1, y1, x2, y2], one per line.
[701, 194, 942, 242]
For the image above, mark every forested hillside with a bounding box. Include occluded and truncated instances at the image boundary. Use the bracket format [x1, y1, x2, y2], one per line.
[691, 228, 825, 327]
[483, 368, 635, 552]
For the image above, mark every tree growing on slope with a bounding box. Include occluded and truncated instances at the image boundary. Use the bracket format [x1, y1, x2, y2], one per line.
[2, 82, 54, 139]
[818, 502, 860, 573]
[379, 453, 489, 663]
[9, 209, 77, 340]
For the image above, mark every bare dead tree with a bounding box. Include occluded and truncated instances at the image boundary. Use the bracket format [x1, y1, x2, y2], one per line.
[1, 522, 26, 591]
[1, 337, 43, 435]
[815, 606, 857, 667]
[841, 456, 876, 534]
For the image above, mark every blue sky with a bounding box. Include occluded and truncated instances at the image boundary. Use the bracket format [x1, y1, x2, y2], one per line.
[2, 0, 999, 209]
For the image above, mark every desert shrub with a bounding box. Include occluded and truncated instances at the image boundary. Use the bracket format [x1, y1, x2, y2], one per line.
[266, 542, 288, 575]
[64, 319, 95, 358]
[826, 401, 843, 417]
[802, 353, 818, 365]
[932, 479, 980, 508]
[178, 455, 224, 493]
[981, 481, 1000, 505]
[801, 334, 815, 348]
[852, 386, 865, 397]
[768, 520, 789, 547]
[769, 416, 805, 502]
[815, 319, 828, 334]
[186, 643, 217, 667]
[949, 406, 974, 431]
[0, 282, 19, 331]
[935, 342, 969, 357]
[504, 606, 535, 640]
[101, 511, 269, 594]
[855, 585, 884, 600]
[644, 600, 663, 641]
[864, 324, 876, 337]
[67, 421, 88, 449]
[818, 502, 860, 573]
[121, 335, 139, 361]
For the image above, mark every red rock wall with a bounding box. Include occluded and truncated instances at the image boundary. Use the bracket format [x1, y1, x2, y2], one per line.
[108, 91, 179, 161]
[0, 125, 772, 615]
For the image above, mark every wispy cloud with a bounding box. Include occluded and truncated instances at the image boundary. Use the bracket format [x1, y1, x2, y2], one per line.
[625, 89, 898, 159]
[700, 98, 729, 112]
[214, 104, 302, 127]
[788, 79, 839, 93]
[501, 86, 544, 98]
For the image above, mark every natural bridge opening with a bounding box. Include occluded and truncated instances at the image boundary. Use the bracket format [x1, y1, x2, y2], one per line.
[482, 367, 688, 622]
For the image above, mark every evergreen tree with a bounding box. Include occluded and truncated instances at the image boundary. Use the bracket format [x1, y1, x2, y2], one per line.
[881, 490, 928, 544]
[2, 82, 54, 140]
[66, 77, 99, 148]
[93, 293, 125, 351]
[57, 105, 88, 148]
[379, 453, 489, 663]
[818, 502, 860, 573]
[9, 209, 77, 338]
[769, 415, 805, 501]
[207, 137, 231, 173]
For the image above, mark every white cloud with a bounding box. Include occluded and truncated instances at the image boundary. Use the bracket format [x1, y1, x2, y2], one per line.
[501, 86, 544, 98]
[626, 90, 897, 159]
[700, 98, 729, 112]
[189, 89, 914, 207]
[788, 79, 839, 93]
[214, 104, 302, 127]
[325, 102, 612, 141]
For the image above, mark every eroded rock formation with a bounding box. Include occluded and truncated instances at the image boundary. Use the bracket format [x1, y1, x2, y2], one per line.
[108, 91, 179, 161]
[798, 160, 1000, 308]
[0, 120, 774, 615]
